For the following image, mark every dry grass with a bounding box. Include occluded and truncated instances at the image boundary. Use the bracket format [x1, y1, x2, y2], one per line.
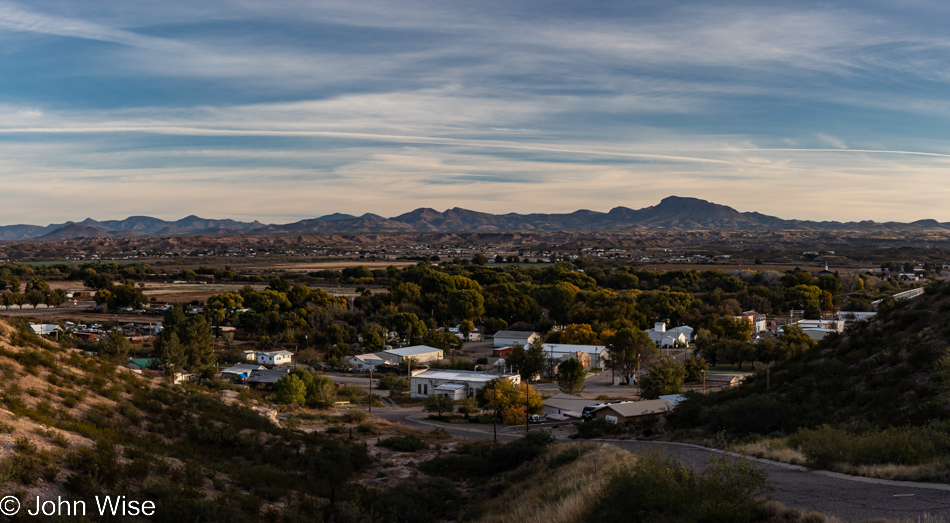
[737, 438, 808, 466]
[850, 462, 950, 482]
[473, 442, 633, 523]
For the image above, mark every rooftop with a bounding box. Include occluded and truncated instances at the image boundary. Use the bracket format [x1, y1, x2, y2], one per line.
[384, 345, 442, 357]
[541, 343, 606, 354]
[492, 330, 539, 339]
[414, 370, 516, 383]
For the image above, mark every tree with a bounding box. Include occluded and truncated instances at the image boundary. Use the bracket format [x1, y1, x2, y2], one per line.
[392, 313, 427, 342]
[93, 289, 113, 310]
[533, 282, 579, 325]
[25, 289, 45, 309]
[424, 394, 454, 418]
[720, 339, 756, 370]
[275, 374, 307, 404]
[447, 289, 485, 322]
[158, 332, 186, 375]
[423, 330, 463, 352]
[46, 289, 67, 308]
[606, 328, 658, 384]
[472, 253, 489, 265]
[475, 378, 542, 424]
[458, 319, 475, 339]
[506, 340, 546, 382]
[684, 355, 708, 382]
[551, 323, 600, 344]
[556, 358, 586, 395]
[99, 332, 131, 364]
[639, 357, 686, 399]
[154, 304, 216, 373]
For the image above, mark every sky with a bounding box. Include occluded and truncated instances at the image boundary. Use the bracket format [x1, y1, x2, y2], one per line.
[2, 0, 950, 225]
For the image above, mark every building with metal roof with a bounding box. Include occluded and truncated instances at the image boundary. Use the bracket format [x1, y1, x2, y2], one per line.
[410, 369, 519, 399]
[382, 345, 443, 364]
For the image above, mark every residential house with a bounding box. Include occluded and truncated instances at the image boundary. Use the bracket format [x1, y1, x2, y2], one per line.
[346, 353, 395, 372]
[592, 399, 673, 424]
[410, 370, 520, 399]
[126, 358, 162, 371]
[542, 393, 601, 419]
[221, 363, 266, 380]
[246, 368, 291, 385]
[541, 344, 607, 370]
[254, 350, 294, 366]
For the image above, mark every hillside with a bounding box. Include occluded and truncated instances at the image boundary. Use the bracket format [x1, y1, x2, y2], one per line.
[0, 318, 385, 522]
[668, 282, 950, 481]
[7, 196, 950, 240]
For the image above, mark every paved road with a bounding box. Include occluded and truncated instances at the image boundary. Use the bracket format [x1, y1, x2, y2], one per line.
[375, 408, 950, 522]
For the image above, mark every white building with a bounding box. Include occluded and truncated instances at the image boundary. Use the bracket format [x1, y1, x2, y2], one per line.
[492, 330, 541, 348]
[793, 319, 845, 333]
[410, 370, 520, 400]
[382, 345, 443, 365]
[541, 343, 609, 370]
[245, 350, 294, 366]
[29, 324, 63, 336]
[644, 322, 688, 347]
[734, 311, 767, 334]
[346, 353, 395, 372]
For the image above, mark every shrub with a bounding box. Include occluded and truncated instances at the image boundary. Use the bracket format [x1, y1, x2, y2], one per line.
[572, 418, 622, 439]
[341, 409, 368, 423]
[586, 453, 772, 523]
[419, 430, 554, 478]
[376, 374, 410, 391]
[788, 424, 950, 469]
[377, 435, 427, 452]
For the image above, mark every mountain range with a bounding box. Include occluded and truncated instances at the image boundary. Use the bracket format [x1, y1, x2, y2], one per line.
[3, 196, 950, 241]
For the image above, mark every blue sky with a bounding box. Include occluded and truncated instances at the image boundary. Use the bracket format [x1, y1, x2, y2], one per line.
[2, 0, 950, 224]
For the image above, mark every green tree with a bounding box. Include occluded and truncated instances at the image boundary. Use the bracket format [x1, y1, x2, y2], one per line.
[506, 339, 546, 382]
[25, 289, 45, 309]
[100, 332, 132, 364]
[684, 355, 708, 383]
[306, 374, 337, 408]
[154, 304, 216, 373]
[639, 357, 686, 399]
[556, 357, 586, 395]
[158, 332, 186, 375]
[275, 374, 307, 404]
[392, 312, 427, 342]
[423, 330, 463, 352]
[46, 289, 67, 308]
[423, 394, 454, 418]
[606, 328, 658, 384]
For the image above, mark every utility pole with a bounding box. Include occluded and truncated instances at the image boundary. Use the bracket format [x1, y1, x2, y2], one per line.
[702, 369, 706, 394]
[766, 365, 770, 396]
[636, 354, 641, 395]
[524, 381, 530, 435]
[369, 369, 373, 414]
[493, 381, 497, 443]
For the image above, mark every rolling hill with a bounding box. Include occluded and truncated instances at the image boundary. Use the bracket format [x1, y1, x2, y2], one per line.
[5, 196, 950, 240]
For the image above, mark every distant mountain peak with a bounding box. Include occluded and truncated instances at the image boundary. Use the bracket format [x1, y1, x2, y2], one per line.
[2, 198, 949, 240]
